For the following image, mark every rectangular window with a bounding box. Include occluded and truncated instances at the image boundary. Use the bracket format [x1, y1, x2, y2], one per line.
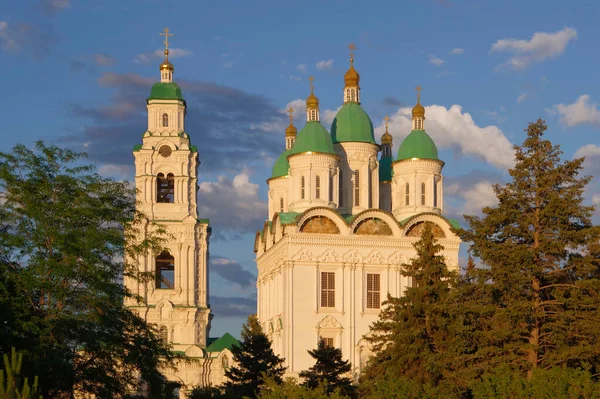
[329, 175, 333, 202]
[405, 183, 410, 206]
[366, 273, 380, 309]
[321, 272, 335, 308]
[301, 176, 305, 199]
[321, 337, 334, 347]
[354, 170, 360, 207]
[316, 175, 321, 199]
[433, 180, 438, 208]
[421, 182, 426, 206]
[339, 170, 343, 207]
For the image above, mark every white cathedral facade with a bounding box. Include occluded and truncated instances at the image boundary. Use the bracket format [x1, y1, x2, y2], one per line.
[254, 48, 461, 377]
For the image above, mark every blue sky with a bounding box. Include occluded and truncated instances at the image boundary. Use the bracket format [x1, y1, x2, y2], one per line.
[2, 0, 600, 338]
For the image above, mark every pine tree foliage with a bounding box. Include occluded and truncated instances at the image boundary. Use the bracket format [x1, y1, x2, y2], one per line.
[458, 119, 600, 378]
[360, 222, 462, 397]
[0, 348, 42, 399]
[224, 315, 286, 399]
[258, 377, 350, 399]
[299, 340, 355, 397]
[0, 142, 177, 398]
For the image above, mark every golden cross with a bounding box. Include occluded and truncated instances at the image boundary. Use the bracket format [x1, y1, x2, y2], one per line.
[160, 27, 174, 51]
[348, 43, 356, 62]
[287, 107, 295, 123]
[415, 85, 422, 101]
[384, 115, 389, 129]
[308, 76, 315, 93]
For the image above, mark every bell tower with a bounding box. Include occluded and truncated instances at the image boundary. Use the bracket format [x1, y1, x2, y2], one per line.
[125, 28, 212, 352]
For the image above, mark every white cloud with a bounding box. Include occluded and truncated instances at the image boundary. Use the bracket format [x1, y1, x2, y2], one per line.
[550, 95, 600, 127]
[379, 105, 515, 169]
[133, 48, 193, 64]
[490, 27, 577, 70]
[574, 144, 600, 159]
[296, 64, 307, 73]
[198, 171, 268, 231]
[450, 48, 464, 55]
[429, 54, 446, 66]
[316, 59, 334, 70]
[517, 93, 528, 104]
[446, 180, 498, 215]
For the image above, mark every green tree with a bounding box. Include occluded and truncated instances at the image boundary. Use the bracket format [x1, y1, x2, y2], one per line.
[458, 119, 600, 379]
[224, 315, 286, 398]
[0, 142, 176, 398]
[361, 222, 463, 398]
[258, 377, 349, 399]
[299, 340, 355, 397]
[0, 348, 42, 399]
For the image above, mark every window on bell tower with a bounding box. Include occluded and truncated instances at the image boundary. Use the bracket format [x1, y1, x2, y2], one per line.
[421, 182, 426, 205]
[354, 170, 360, 207]
[156, 250, 175, 289]
[157, 173, 175, 203]
[301, 176, 306, 199]
[162, 113, 169, 127]
[405, 182, 410, 206]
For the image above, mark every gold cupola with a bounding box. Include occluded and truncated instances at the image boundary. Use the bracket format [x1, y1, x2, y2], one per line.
[381, 116, 393, 145]
[306, 76, 320, 122]
[285, 107, 297, 150]
[412, 86, 426, 130]
[343, 43, 360, 103]
[159, 27, 174, 82]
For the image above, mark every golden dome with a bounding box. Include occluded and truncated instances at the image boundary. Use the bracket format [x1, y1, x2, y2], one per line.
[160, 50, 174, 71]
[412, 85, 425, 119]
[306, 92, 319, 109]
[344, 63, 360, 87]
[381, 130, 393, 145]
[285, 122, 297, 137]
[412, 100, 425, 119]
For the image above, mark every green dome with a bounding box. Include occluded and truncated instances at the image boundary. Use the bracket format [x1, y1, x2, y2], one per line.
[331, 103, 376, 144]
[148, 82, 184, 101]
[397, 129, 439, 161]
[291, 122, 336, 155]
[271, 149, 292, 178]
[379, 155, 393, 182]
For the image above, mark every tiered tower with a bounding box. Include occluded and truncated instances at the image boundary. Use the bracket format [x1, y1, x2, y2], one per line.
[125, 26, 212, 364]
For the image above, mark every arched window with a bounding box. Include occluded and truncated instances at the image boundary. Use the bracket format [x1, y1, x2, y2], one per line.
[221, 356, 229, 369]
[156, 250, 175, 289]
[345, 89, 351, 103]
[339, 170, 344, 207]
[351, 89, 356, 102]
[279, 197, 284, 212]
[162, 113, 169, 127]
[421, 182, 426, 205]
[433, 181, 438, 208]
[315, 175, 321, 199]
[405, 182, 410, 206]
[159, 326, 168, 343]
[301, 176, 305, 199]
[329, 175, 333, 202]
[157, 173, 175, 203]
[310, 110, 317, 121]
[354, 170, 360, 207]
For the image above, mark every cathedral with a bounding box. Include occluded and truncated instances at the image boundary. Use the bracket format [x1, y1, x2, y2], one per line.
[254, 45, 461, 376]
[123, 29, 460, 395]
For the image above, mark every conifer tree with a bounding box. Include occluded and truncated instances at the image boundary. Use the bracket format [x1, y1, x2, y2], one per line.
[458, 119, 600, 379]
[299, 340, 355, 397]
[361, 222, 463, 397]
[224, 315, 285, 398]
